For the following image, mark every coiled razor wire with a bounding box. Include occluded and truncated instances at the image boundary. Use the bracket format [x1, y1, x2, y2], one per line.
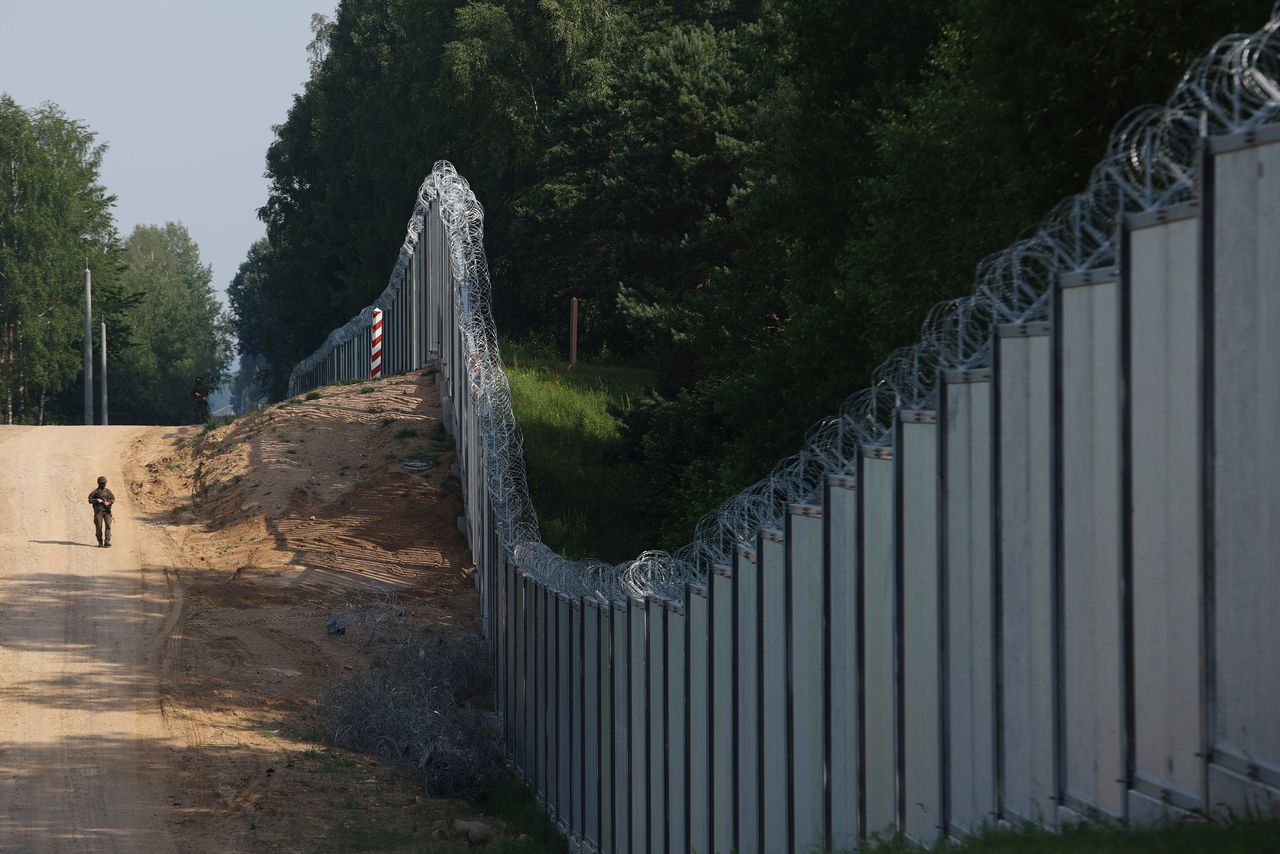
[288, 11, 1280, 607]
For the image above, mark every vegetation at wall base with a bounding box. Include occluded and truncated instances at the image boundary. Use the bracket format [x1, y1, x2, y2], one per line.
[473, 777, 569, 853]
[857, 816, 1280, 854]
[502, 340, 656, 562]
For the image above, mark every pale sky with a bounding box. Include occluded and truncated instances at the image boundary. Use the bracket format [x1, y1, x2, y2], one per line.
[0, 0, 336, 308]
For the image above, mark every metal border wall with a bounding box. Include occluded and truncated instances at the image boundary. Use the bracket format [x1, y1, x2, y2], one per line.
[284, 15, 1280, 849]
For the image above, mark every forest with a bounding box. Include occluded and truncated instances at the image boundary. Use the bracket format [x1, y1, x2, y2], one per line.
[0, 96, 232, 425]
[232, 0, 1274, 548]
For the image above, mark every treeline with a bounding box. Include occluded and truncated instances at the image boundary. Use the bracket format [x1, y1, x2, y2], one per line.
[235, 0, 1271, 548]
[0, 95, 232, 425]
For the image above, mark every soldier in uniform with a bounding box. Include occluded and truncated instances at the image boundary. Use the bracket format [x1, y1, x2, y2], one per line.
[191, 376, 209, 423]
[88, 475, 114, 548]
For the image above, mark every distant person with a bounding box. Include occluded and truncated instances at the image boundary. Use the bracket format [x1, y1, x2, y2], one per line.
[88, 475, 114, 548]
[192, 376, 209, 423]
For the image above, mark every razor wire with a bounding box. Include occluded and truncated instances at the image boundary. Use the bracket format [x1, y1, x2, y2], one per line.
[288, 11, 1280, 606]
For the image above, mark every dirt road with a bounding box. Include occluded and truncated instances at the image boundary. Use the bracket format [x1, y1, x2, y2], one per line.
[0, 425, 177, 853]
[0, 375, 521, 852]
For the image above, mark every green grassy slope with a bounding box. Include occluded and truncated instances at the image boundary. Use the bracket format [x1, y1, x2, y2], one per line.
[502, 342, 654, 563]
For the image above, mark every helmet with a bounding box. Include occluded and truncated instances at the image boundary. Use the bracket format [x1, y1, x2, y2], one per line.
[97, 476, 107, 485]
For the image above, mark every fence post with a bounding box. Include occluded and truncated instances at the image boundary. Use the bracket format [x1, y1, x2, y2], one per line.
[687, 583, 710, 854]
[558, 594, 573, 833]
[1124, 202, 1206, 819]
[1203, 132, 1280, 816]
[759, 528, 789, 852]
[898, 409, 944, 844]
[787, 503, 826, 853]
[993, 321, 1056, 824]
[710, 564, 735, 854]
[611, 600, 630, 853]
[647, 596, 667, 854]
[859, 447, 898, 839]
[629, 598, 648, 854]
[666, 598, 688, 854]
[826, 475, 861, 849]
[571, 297, 580, 364]
[940, 369, 997, 836]
[1056, 267, 1126, 821]
[735, 543, 761, 854]
[572, 597, 586, 844]
[584, 598, 604, 850]
[600, 600, 614, 852]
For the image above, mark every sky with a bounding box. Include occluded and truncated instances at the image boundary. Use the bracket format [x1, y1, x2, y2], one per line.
[0, 0, 336, 308]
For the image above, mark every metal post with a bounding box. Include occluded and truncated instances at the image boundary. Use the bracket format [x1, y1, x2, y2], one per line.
[100, 322, 108, 426]
[83, 267, 93, 425]
[372, 309, 384, 378]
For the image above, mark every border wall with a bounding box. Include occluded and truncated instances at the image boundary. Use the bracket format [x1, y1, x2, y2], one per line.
[288, 18, 1280, 852]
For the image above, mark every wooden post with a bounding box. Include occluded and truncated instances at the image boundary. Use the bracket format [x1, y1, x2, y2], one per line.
[570, 297, 579, 364]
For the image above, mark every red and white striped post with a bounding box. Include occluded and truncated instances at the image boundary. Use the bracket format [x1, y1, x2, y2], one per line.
[371, 308, 384, 378]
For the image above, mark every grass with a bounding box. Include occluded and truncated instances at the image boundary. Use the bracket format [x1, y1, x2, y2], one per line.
[858, 817, 1280, 853]
[473, 776, 569, 852]
[197, 415, 236, 437]
[290, 747, 563, 854]
[502, 340, 655, 562]
[305, 391, 322, 400]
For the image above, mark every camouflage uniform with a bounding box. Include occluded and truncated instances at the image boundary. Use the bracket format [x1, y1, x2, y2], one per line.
[88, 478, 114, 547]
[192, 378, 209, 423]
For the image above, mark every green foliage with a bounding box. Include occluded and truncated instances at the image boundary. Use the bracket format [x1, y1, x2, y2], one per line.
[237, 0, 1277, 555]
[111, 223, 234, 424]
[617, 0, 1276, 539]
[503, 342, 655, 560]
[856, 816, 1280, 854]
[0, 94, 126, 424]
[474, 776, 568, 853]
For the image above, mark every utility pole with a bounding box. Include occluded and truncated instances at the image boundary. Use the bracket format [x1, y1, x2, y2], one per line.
[100, 322, 108, 426]
[83, 267, 93, 425]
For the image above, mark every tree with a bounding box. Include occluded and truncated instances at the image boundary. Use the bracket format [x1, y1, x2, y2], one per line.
[0, 95, 126, 424]
[111, 223, 233, 423]
[235, 0, 1278, 545]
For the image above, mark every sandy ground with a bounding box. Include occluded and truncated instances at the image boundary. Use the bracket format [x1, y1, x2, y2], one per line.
[0, 424, 177, 853]
[0, 371, 524, 853]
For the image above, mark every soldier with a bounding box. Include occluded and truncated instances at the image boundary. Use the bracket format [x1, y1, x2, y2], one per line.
[88, 475, 114, 548]
[191, 376, 209, 423]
